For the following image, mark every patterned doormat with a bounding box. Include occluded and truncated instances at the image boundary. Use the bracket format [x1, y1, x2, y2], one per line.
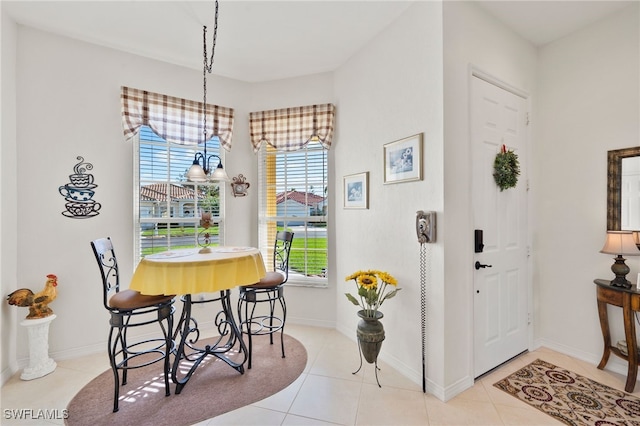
[494, 359, 640, 425]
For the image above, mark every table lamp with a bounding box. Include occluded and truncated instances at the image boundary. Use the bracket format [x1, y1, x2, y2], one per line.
[600, 230, 640, 288]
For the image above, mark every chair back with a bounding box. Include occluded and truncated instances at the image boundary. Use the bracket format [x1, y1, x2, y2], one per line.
[272, 231, 294, 284]
[90, 237, 120, 311]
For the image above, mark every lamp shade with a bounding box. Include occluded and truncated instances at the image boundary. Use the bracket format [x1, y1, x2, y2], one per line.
[600, 231, 640, 256]
[209, 164, 230, 181]
[186, 163, 207, 182]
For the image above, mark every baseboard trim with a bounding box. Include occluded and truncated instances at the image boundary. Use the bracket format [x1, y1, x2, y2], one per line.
[535, 338, 634, 379]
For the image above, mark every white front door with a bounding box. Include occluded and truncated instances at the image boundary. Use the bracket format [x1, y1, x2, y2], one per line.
[471, 75, 529, 378]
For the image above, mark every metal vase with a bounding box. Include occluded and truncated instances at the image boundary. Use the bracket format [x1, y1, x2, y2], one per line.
[356, 310, 385, 364]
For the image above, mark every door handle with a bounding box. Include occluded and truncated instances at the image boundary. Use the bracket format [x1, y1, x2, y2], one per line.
[475, 261, 492, 270]
[474, 229, 484, 253]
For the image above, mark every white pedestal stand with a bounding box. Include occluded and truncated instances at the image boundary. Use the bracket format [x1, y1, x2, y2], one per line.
[19, 314, 57, 380]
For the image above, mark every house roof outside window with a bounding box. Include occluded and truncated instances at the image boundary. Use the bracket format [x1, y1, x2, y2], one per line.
[140, 183, 201, 202]
[276, 190, 325, 206]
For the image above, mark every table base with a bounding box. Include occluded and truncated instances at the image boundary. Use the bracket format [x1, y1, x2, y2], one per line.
[172, 291, 248, 394]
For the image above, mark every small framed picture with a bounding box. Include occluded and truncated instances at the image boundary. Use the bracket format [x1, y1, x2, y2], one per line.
[344, 172, 369, 209]
[383, 133, 423, 184]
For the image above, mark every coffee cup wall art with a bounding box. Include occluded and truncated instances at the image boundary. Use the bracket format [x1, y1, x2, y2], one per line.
[59, 156, 101, 219]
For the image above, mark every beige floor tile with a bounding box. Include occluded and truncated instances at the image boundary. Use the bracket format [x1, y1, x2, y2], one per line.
[286, 324, 329, 374]
[493, 403, 562, 425]
[356, 382, 427, 425]
[205, 405, 286, 425]
[288, 374, 362, 425]
[301, 346, 322, 374]
[252, 373, 307, 413]
[361, 357, 422, 391]
[454, 379, 493, 403]
[309, 337, 362, 382]
[55, 351, 111, 375]
[1, 369, 93, 425]
[282, 413, 342, 425]
[4, 327, 639, 426]
[0, 413, 65, 426]
[2, 366, 95, 413]
[426, 396, 504, 425]
[286, 324, 335, 348]
[482, 377, 533, 408]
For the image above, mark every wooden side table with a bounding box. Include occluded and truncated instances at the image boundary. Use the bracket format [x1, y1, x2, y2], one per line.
[594, 278, 640, 392]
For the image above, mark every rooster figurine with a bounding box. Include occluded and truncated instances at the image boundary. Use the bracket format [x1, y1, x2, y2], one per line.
[7, 274, 58, 319]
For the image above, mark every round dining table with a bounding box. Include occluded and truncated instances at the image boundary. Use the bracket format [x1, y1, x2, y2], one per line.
[129, 246, 267, 394]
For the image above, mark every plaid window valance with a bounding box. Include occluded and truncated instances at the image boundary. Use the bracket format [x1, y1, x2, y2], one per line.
[120, 86, 234, 151]
[249, 103, 335, 152]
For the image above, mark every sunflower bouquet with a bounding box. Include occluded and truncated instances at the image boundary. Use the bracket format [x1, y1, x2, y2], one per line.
[345, 270, 401, 318]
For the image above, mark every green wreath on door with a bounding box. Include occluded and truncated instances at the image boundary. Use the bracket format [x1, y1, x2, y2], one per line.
[493, 144, 520, 191]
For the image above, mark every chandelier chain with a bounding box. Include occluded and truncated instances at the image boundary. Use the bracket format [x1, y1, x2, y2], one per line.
[202, 0, 219, 144]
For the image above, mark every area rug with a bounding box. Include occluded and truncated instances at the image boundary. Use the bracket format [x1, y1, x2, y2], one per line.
[494, 359, 640, 425]
[65, 334, 306, 426]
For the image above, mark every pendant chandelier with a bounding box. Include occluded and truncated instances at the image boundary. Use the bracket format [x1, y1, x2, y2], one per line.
[186, 0, 230, 183]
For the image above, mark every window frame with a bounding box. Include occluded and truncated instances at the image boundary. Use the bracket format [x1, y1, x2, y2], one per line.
[133, 126, 225, 261]
[258, 141, 329, 288]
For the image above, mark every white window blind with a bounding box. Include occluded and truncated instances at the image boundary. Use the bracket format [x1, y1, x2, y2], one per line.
[134, 126, 224, 260]
[258, 141, 328, 287]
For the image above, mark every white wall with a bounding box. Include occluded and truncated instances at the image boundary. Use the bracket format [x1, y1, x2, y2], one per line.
[9, 26, 242, 362]
[334, 1, 445, 395]
[442, 1, 537, 399]
[1, 7, 19, 381]
[535, 4, 640, 369]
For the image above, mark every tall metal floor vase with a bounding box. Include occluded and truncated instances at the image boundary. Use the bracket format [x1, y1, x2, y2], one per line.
[352, 310, 385, 387]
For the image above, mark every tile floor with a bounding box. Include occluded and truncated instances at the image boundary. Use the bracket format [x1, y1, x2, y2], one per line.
[2, 323, 639, 425]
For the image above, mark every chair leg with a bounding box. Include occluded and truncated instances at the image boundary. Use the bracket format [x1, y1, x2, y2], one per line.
[162, 310, 173, 398]
[238, 287, 287, 368]
[237, 295, 248, 365]
[236, 296, 246, 352]
[268, 293, 276, 346]
[119, 327, 128, 386]
[246, 300, 258, 369]
[109, 308, 174, 412]
[279, 295, 286, 359]
[108, 327, 121, 413]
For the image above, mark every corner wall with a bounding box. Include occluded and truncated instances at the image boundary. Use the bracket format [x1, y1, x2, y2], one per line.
[334, 1, 446, 395]
[534, 4, 639, 369]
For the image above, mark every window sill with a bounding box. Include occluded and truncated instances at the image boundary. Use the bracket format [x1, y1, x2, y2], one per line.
[286, 278, 328, 289]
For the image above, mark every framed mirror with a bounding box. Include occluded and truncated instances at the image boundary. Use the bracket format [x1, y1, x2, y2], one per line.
[607, 146, 640, 230]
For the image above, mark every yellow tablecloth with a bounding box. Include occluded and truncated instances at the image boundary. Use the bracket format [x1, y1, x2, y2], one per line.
[130, 247, 266, 296]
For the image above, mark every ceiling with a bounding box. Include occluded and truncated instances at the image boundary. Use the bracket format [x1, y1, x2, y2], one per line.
[2, 1, 635, 83]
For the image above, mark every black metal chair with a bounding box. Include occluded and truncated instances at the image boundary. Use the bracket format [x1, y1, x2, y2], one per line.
[237, 231, 294, 369]
[90, 237, 175, 412]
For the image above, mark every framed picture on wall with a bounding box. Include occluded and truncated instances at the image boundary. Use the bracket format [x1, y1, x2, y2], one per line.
[344, 172, 369, 209]
[383, 133, 423, 184]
